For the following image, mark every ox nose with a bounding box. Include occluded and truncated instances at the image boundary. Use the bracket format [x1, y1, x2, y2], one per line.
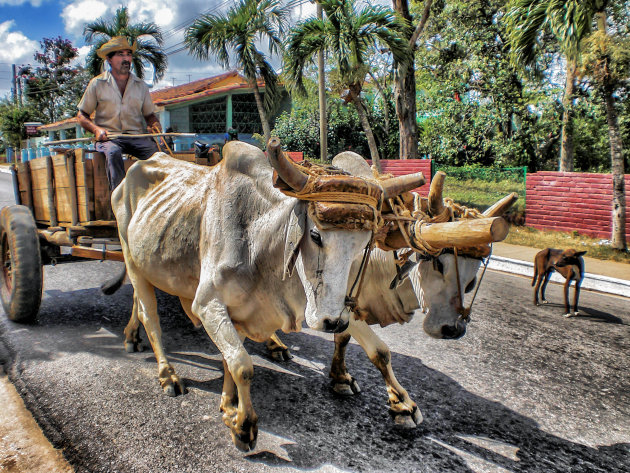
[322, 318, 349, 333]
[441, 323, 466, 339]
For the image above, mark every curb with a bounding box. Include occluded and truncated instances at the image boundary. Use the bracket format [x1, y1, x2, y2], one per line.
[488, 255, 630, 298]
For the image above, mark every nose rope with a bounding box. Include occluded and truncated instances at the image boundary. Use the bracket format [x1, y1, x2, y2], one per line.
[454, 244, 493, 323]
[344, 232, 375, 317]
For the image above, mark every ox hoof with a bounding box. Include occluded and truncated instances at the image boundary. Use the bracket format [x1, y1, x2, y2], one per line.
[232, 434, 257, 452]
[124, 342, 144, 353]
[392, 407, 423, 429]
[163, 381, 187, 397]
[270, 348, 293, 362]
[331, 378, 361, 396]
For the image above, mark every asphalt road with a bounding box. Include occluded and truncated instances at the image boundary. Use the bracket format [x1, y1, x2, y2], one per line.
[0, 172, 629, 473]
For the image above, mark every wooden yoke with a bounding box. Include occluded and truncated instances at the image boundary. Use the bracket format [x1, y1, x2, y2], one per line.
[414, 217, 509, 249]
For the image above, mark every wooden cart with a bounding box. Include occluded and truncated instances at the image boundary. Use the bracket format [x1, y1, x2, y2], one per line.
[0, 147, 212, 323]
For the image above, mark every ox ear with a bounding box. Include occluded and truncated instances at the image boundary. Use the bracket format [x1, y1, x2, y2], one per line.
[283, 202, 307, 279]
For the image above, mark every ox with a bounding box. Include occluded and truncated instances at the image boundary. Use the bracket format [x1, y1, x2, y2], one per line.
[109, 139, 423, 450]
[268, 153, 517, 427]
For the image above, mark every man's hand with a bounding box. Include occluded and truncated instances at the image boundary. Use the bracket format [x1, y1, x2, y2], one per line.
[94, 127, 109, 142]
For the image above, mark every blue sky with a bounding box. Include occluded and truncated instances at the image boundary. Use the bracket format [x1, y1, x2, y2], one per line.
[0, 0, 329, 99]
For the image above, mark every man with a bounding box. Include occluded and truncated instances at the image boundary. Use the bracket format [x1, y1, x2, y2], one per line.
[224, 127, 238, 144]
[77, 36, 161, 190]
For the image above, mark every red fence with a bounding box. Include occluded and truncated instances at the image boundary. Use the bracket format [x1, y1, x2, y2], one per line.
[526, 171, 630, 239]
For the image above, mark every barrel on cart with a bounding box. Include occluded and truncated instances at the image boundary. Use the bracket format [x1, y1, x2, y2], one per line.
[0, 147, 214, 323]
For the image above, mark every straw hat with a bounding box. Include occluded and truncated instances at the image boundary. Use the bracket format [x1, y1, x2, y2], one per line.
[97, 36, 137, 60]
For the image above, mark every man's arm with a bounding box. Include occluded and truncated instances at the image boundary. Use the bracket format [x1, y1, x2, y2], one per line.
[77, 110, 109, 141]
[144, 113, 161, 133]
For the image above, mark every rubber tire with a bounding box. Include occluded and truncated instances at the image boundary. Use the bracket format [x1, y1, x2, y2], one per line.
[0, 205, 42, 322]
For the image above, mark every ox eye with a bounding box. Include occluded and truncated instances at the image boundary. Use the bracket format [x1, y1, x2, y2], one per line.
[465, 277, 477, 293]
[310, 229, 323, 247]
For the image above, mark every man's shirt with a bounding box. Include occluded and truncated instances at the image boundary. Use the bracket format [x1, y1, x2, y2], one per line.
[78, 71, 155, 134]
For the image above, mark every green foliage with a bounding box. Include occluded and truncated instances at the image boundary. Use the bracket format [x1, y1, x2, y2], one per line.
[84, 6, 167, 81]
[19, 37, 89, 123]
[0, 101, 41, 149]
[271, 99, 372, 160]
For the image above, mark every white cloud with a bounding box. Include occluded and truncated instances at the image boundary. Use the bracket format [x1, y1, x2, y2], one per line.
[62, 0, 109, 37]
[0, 20, 39, 64]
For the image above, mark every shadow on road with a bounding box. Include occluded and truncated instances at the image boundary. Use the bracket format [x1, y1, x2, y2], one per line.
[2, 285, 629, 473]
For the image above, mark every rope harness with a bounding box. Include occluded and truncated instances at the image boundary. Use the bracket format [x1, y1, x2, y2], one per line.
[275, 161, 382, 317]
[382, 193, 492, 323]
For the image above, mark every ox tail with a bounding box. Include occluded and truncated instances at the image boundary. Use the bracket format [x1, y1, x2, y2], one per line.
[101, 265, 127, 295]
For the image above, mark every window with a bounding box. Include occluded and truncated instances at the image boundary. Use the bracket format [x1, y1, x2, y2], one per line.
[190, 97, 227, 134]
[232, 93, 262, 134]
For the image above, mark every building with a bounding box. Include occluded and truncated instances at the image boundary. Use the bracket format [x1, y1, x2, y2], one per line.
[38, 70, 290, 148]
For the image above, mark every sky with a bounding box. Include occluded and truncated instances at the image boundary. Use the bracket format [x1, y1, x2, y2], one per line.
[0, 0, 325, 100]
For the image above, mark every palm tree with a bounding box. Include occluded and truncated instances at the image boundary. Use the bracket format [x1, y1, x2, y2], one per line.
[284, 0, 410, 170]
[84, 6, 167, 82]
[506, 0, 598, 172]
[580, 11, 628, 251]
[185, 0, 288, 143]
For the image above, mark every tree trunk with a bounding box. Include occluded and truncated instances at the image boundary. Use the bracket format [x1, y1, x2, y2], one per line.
[393, 0, 425, 160]
[604, 92, 627, 250]
[368, 71, 390, 136]
[559, 58, 576, 172]
[351, 94, 381, 172]
[251, 78, 271, 143]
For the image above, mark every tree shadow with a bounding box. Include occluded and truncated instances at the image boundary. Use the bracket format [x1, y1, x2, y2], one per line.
[2, 285, 629, 473]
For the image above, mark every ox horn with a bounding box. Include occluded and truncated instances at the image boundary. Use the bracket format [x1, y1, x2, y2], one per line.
[413, 216, 509, 249]
[381, 173, 426, 200]
[483, 192, 519, 217]
[428, 171, 446, 216]
[267, 138, 308, 192]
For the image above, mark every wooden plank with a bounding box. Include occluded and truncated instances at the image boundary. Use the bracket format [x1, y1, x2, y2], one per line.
[91, 152, 114, 221]
[52, 153, 72, 224]
[16, 162, 33, 212]
[30, 166, 49, 191]
[66, 152, 79, 225]
[46, 156, 58, 227]
[32, 188, 50, 222]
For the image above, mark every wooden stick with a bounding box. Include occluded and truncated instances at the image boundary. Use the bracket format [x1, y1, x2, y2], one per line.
[414, 216, 509, 248]
[44, 133, 197, 146]
[70, 246, 124, 262]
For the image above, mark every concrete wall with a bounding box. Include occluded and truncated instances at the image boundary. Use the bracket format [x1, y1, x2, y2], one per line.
[526, 171, 630, 239]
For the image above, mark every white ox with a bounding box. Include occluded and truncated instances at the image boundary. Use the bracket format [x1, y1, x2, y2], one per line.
[109, 140, 422, 451]
[268, 153, 516, 427]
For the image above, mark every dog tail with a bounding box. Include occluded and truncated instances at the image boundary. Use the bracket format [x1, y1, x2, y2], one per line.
[101, 265, 127, 295]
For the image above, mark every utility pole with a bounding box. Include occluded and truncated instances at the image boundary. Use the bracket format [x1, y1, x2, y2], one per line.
[171, 77, 175, 87]
[317, 3, 327, 162]
[11, 64, 17, 104]
[187, 74, 191, 83]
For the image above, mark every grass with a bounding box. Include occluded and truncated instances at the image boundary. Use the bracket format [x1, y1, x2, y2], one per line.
[504, 226, 630, 263]
[443, 178, 526, 215]
[443, 177, 630, 264]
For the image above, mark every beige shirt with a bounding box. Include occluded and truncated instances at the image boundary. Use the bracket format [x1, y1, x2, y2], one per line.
[78, 71, 155, 134]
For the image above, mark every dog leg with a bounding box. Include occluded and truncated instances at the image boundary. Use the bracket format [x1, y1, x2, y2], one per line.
[540, 271, 552, 304]
[573, 278, 582, 316]
[562, 277, 573, 317]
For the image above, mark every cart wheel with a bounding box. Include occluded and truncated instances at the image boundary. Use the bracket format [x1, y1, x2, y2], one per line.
[0, 205, 42, 322]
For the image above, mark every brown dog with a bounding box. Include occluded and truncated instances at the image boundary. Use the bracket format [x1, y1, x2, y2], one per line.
[532, 248, 587, 317]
